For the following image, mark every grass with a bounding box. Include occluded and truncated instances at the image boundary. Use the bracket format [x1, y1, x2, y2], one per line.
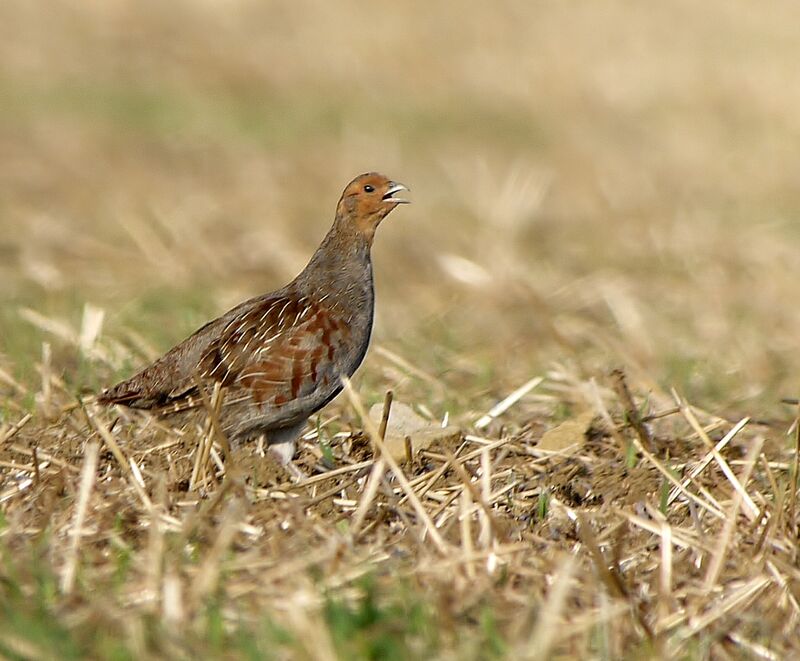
[3, 0, 800, 658]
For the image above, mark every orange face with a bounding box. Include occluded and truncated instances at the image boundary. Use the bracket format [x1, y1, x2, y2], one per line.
[336, 172, 410, 239]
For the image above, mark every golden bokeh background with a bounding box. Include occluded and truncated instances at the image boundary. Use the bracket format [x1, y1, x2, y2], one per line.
[2, 0, 799, 415]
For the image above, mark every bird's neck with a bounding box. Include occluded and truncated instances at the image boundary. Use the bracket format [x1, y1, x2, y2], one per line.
[296, 221, 374, 303]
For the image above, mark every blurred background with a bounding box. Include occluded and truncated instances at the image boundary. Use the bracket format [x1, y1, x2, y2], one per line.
[1, 0, 799, 418]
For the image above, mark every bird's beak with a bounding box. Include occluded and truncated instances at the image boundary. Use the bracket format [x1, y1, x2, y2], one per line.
[382, 182, 411, 204]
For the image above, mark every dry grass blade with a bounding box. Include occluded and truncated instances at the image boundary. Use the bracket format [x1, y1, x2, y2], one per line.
[588, 377, 627, 453]
[402, 442, 466, 504]
[0, 365, 28, 394]
[6, 443, 80, 473]
[611, 368, 652, 451]
[576, 513, 655, 643]
[479, 448, 492, 548]
[40, 342, 52, 415]
[190, 380, 227, 491]
[445, 448, 505, 543]
[0, 412, 33, 445]
[461, 435, 517, 460]
[162, 568, 184, 625]
[633, 435, 725, 520]
[523, 552, 578, 660]
[341, 377, 449, 555]
[19, 307, 116, 365]
[615, 509, 711, 553]
[189, 498, 246, 605]
[349, 456, 386, 537]
[679, 576, 771, 641]
[86, 405, 153, 510]
[303, 473, 363, 507]
[374, 345, 442, 387]
[459, 488, 475, 579]
[145, 479, 167, 605]
[675, 393, 760, 520]
[290, 459, 375, 489]
[60, 441, 99, 594]
[31, 446, 41, 487]
[667, 417, 750, 507]
[789, 403, 800, 540]
[377, 389, 393, 442]
[475, 376, 543, 429]
[658, 520, 673, 629]
[703, 435, 764, 588]
[727, 633, 780, 661]
[195, 377, 232, 459]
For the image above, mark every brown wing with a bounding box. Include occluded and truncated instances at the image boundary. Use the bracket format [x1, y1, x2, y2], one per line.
[194, 294, 352, 412]
[97, 307, 244, 409]
[99, 292, 352, 416]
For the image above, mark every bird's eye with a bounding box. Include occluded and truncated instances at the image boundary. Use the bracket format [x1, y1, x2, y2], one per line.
[363, 184, 375, 193]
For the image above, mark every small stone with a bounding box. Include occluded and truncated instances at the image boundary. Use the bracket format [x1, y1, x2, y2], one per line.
[369, 401, 427, 436]
[535, 410, 594, 458]
[369, 401, 459, 462]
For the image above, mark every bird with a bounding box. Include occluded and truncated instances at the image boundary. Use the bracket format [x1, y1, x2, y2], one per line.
[98, 172, 410, 465]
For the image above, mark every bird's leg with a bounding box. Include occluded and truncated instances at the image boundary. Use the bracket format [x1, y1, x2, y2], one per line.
[264, 422, 309, 480]
[268, 438, 296, 465]
[268, 437, 306, 481]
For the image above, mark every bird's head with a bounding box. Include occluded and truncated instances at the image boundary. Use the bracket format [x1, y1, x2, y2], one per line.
[336, 172, 410, 242]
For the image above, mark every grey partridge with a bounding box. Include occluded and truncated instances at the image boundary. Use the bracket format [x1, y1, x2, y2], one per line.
[99, 172, 410, 463]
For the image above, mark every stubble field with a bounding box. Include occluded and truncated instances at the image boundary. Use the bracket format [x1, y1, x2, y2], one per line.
[2, 1, 800, 658]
